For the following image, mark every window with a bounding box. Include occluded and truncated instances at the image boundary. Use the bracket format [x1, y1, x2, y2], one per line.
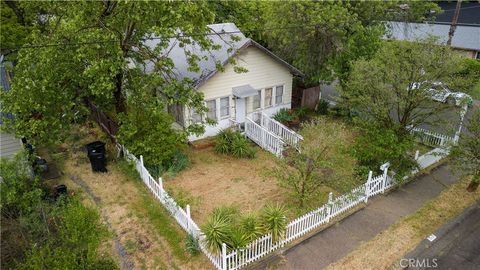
[476, 51, 480, 60]
[191, 109, 202, 123]
[220, 97, 230, 118]
[264, 88, 273, 107]
[275, 85, 284, 105]
[253, 90, 261, 110]
[206, 99, 217, 120]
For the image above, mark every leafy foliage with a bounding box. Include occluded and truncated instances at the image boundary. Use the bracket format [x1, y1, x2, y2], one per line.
[185, 234, 201, 256]
[450, 107, 480, 191]
[214, 129, 256, 159]
[341, 39, 466, 133]
[201, 205, 288, 253]
[0, 153, 116, 269]
[1, 1, 216, 146]
[352, 120, 417, 180]
[259, 204, 287, 242]
[275, 117, 358, 207]
[272, 108, 295, 124]
[316, 100, 330, 115]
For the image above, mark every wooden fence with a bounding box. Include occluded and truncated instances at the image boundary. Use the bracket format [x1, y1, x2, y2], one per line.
[85, 99, 119, 141]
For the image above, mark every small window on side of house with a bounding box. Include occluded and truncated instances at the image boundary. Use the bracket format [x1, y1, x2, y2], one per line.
[206, 99, 217, 120]
[220, 97, 230, 118]
[275, 85, 284, 105]
[264, 88, 273, 107]
[191, 109, 202, 123]
[253, 90, 261, 110]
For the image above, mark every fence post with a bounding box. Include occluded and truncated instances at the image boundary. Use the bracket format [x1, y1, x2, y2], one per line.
[186, 204, 191, 232]
[326, 192, 333, 222]
[364, 171, 372, 203]
[380, 162, 390, 193]
[222, 243, 227, 270]
[414, 150, 420, 160]
[158, 177, 163, 191]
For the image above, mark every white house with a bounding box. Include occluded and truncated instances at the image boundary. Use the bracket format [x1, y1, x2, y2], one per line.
[144, 23, 303, 141]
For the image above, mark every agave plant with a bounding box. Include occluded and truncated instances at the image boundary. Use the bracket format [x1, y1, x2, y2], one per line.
[239, 213, 264, 242]
[227, 228, 250, 250]
[202, 210, 232, 253]
[260, 204, 288, 242]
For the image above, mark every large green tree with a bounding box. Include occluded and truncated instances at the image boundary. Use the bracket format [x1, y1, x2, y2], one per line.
[260, 1, 440, 85]
[1, 1, 219, 164]
[450, 107, 480, 192]
[341, 39, 466, 135]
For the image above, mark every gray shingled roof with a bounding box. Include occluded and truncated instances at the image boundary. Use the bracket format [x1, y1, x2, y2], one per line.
[385, 21, 480, 51]
[143, 23, 302, 88]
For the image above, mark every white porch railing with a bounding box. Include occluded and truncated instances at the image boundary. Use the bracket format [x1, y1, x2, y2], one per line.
[248, 111, 303, 150]
[244, 117, 284, 157]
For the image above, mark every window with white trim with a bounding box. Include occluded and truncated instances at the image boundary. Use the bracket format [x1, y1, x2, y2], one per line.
[264, 88, 273, 107]
[275, 85, 284, 105]
[191, 109, 202, 123]
[253, 90, 261, 110]
[220, 97, 230, 118]
[475, 51, 480, 60]
[206, 99, 217, 120]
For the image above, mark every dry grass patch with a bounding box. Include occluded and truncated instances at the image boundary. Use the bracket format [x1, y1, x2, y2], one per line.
[166, 147, 289, 223]
[326, 178, 480, 270]
[57, 125, 212, 270]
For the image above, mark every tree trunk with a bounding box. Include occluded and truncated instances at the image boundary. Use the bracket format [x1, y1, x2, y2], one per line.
[114, 72, 126, 113]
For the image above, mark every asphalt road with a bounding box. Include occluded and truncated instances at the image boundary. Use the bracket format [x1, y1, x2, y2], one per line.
[402, 204, 480, 270]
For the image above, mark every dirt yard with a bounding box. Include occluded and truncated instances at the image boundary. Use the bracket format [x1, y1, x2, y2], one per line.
[166, 147, 289, 224]
[53, 125, 212, 270]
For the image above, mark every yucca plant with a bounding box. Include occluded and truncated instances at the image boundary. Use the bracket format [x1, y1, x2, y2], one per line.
[185, 234, 200, 256]
[215, 129, 255, 159]
[214, 129, 234, 155]
[239, 213, 264, 242]
[202, 210, 232, 253]
[227, 228, 250, 250]
[260, 204, 288, 242]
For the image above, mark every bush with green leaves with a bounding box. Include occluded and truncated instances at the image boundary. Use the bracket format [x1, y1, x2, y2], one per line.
[272, 108, 295, 124]
[117, 101, 187, 167]
[185, 234, 201, 256]
[1, 153, 117, 269]
[214, 129, 256, 159]
[201, 205, 288, 253]
[316, 100, 329, 115]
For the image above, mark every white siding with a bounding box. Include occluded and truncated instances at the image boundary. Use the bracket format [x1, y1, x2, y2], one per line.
[0, 132, 22, 159]
[187, 46, 294, 141]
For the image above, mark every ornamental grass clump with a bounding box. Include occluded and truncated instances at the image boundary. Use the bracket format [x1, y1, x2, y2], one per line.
[202, 205, 288, 254]
[214, 129, 256, 159]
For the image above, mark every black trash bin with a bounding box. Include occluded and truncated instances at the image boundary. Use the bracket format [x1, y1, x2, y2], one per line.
[85, 141, 107, 172]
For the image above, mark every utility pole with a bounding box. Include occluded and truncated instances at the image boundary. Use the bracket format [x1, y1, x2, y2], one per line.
[447, 0, 462, 46]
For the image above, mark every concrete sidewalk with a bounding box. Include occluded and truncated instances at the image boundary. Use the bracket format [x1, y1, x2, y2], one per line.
[252, 164, 459, 270]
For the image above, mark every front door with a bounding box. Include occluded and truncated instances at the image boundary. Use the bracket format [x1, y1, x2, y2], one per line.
[235, 97, 246, 123]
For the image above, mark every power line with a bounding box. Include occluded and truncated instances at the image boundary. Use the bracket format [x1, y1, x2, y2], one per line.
[1, 24, 325, 51]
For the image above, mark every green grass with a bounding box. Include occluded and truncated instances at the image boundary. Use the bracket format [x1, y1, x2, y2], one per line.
[471, 81, 480, 100]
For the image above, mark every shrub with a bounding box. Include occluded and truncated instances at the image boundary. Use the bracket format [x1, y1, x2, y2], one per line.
[201, 208, 233, 253]
[185, 234, 200, 256]
[272, 108, 295, 124]
[316, 100, 329, 115]
[239, 213, 264, 242]
[215, 129, 256, 159]
[260, 204, 287, 242]
[295, 106, 309, 119]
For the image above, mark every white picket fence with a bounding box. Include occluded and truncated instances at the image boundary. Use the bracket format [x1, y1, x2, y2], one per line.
[249, 111, 303, 150]
[116, 126, 452, 270]
[116, 144, 224, 269]
[410, 127, 454, 147]
[245, 118, 284, 157]
[221, 167, 393, 270]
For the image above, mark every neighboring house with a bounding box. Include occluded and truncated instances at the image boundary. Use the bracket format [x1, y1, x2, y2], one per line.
[0, 56, 23, 159]
[385, 21, 480, 59]
[143, 23, 303, 141]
